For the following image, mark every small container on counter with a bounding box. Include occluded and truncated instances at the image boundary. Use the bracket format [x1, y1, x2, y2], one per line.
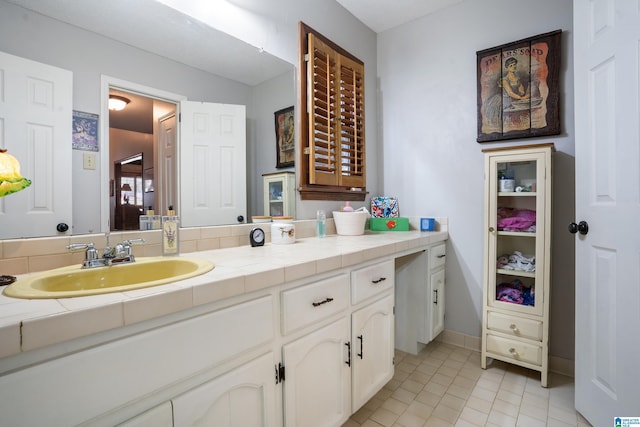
[162, 216, 180, 255]
[316, 210, 326, 238]
[271, 222, 295, 244]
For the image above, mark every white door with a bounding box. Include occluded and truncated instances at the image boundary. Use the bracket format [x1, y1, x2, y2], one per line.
[351, 294, 394, 413]
[574, 1, 640, 425]
[158, 113, 177, 213]
[172, 352, 277, 426]
[282, 317, 351, 427]
[180, 101, 246, 227]
[0, 51, 72, 238]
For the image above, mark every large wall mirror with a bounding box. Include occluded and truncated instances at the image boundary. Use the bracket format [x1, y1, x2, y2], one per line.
[1, 0, 296, 239]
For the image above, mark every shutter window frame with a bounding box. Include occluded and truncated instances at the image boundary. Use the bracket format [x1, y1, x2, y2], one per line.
[299, 22, 366, 201]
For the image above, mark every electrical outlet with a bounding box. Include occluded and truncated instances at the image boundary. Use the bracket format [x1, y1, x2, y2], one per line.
[83, 152, 96, 170]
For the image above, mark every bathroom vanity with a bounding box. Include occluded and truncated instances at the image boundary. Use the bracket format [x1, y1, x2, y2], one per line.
[0, 228, 446, 426]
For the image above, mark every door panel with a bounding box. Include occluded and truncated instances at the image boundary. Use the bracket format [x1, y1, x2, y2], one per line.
[574, 0, 640, 424]
[180, 101, 246, 226]
[0, 51, 72, 238]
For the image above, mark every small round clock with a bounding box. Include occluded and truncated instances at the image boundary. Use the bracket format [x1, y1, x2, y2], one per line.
[250, 227, 265, 247]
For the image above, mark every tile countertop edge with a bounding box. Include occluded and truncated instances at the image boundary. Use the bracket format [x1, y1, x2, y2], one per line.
[0, 230, 447, 359]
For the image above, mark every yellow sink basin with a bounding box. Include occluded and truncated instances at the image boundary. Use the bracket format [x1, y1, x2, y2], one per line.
[3, 257, 215, 299]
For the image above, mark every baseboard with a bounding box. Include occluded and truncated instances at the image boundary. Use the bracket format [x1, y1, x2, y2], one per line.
[436, 329, 574, 378]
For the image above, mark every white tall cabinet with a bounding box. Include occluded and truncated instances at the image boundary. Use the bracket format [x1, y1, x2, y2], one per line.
[481, 143, 553, 387]
[263, 171, 296, 217]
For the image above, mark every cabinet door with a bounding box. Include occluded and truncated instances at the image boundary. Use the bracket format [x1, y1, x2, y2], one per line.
[117, 402, 173, 427]
[282, 317, 351, 427]
[486, 151, 549, 317]
[430, 268, 445, 341]
[351, 293, 394, 413]
[265, 177, 285, 217]
[172, 352, 277, 427]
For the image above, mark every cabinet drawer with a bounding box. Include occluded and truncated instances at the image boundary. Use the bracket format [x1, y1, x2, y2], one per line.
[351, 260, 395, 305]
[281, 274, 349, 335]
[486, 334, 542, 366]
[429, 243, 446, 270]
[487, 312, 543, 341]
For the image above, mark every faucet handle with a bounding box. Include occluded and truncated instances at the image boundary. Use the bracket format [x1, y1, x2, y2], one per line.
[67, 242, 95, 251]
[67, 243, 99, 261]
[122, 238, 144, 257]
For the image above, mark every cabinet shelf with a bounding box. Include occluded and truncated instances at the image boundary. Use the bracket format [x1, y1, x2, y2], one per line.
[497, 268, 536, 278]
[498, 191, 537, 197]
[497, 231, 536, 237]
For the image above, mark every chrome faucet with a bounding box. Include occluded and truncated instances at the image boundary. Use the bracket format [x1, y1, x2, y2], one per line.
[67, 235, 144, 268]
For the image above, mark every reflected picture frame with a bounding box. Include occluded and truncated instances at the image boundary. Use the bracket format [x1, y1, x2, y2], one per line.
[275, 106, 295, 168]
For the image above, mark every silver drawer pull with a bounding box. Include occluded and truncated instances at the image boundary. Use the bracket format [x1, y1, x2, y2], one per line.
[312, 297, 334, 307]
[508, 347, 519, 357]
[371, 277, 387, 284]
[509, 323, 519, 334]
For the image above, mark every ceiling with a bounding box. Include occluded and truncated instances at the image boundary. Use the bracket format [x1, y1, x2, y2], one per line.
[335, 0, 463, 33]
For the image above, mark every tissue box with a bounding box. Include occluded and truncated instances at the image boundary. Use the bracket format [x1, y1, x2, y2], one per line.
[370, 217, 409, 231]
[371, 196, 399, 218]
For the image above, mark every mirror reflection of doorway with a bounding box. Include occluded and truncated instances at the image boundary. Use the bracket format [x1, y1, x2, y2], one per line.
[113, 153, 143, 230]
[108, 87, 176, 231]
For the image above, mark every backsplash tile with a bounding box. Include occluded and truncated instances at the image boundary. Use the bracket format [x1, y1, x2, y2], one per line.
[0, 218, 445, 274]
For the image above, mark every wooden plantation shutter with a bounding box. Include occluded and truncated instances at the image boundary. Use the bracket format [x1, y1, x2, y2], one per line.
[300, 23, 366, 200]
[337, 55, 365, 188]
[308, 33, 338, 186]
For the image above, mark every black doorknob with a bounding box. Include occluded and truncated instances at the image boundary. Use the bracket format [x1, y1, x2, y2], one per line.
[237, 215, 244, 223]
[568, 221, 589, 235]
[56, 223, 69, 233]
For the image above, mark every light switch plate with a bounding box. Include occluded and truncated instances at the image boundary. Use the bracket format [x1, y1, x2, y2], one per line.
[83, 152, 96, 170]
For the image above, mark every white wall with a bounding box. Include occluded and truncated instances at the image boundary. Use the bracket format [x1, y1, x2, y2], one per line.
[249, 70, 296, 218]
[377, 0, 575, 361]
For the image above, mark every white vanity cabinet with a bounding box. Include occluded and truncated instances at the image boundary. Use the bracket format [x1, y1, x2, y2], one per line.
[280, 274, 351, 426]
[351, 293, 394, 412]
[0, 234, 448, 427]
[481, 144, 553, 387]
[394, 242, 447, 355]
[172, 352, 277, 426]
[283, 317, 352, 426]
[117, 402, 173, 427]
[429, 243, 446, 341]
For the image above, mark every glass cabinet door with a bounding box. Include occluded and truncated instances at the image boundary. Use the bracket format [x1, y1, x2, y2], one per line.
[267, 180, 284, 217]
[487, 152, 547, 316]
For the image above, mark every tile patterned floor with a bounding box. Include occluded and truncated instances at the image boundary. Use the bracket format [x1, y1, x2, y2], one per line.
[343, 341, 591, 427]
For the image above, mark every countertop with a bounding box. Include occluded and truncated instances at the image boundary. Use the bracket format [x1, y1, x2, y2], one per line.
[0, 230, 447, 361]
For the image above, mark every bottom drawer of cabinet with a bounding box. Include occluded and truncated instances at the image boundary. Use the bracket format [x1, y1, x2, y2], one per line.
[485, 334, 542, 366]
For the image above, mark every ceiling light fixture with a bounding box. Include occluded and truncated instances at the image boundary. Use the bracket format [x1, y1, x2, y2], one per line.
[108, 95, 130, 111]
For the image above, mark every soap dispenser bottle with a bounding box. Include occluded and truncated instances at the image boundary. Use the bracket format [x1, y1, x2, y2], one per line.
[343, 201, 354, 212]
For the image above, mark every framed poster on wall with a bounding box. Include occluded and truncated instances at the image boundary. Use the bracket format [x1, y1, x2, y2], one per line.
[476, 30, 561, 142]
[275, 106, 295, 168]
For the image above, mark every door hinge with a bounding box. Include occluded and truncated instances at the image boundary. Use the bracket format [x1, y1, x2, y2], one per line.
[178, 112, 181, 123]
[304, 53, 309, 62]
[275, 362, 285, 384]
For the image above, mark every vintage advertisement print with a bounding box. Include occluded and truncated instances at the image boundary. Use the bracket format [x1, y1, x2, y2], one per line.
[477, 30, 561, 142]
